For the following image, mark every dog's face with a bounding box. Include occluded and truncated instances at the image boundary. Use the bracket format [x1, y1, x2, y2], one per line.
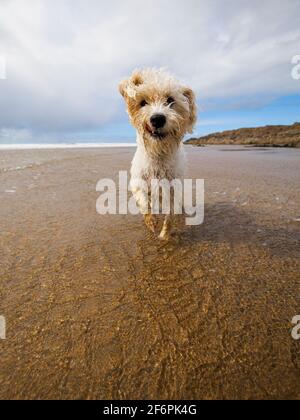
[119, 69, 197, 146]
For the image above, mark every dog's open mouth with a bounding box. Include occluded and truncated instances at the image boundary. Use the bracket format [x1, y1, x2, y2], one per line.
[146, 125, 167, 140]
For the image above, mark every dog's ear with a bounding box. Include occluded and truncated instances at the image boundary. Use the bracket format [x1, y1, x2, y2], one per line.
[119, 78, 130, 99]
[131, 70, 143, 87]
[119, 70, 144, 100]
[183, 87, 197, 134]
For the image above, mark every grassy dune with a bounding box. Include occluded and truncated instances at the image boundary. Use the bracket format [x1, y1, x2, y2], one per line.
[186, 122, 300, 148]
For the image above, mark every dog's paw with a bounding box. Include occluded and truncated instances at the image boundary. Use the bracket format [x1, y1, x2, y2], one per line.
[158, 230, 170, 241]
[144, 214, 158, 234]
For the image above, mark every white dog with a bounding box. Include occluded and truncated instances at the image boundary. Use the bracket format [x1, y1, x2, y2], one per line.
[119, 68, 197, 239]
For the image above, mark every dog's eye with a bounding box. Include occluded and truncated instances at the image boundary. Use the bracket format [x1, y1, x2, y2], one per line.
[166, 97, 175, 106]
[140, 100, 148, 107]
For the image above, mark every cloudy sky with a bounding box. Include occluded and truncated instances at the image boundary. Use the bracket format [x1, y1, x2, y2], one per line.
[0, 0, 300, 143]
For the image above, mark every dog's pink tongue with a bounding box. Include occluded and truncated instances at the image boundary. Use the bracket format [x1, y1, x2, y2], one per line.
[146, 124, 155, 134]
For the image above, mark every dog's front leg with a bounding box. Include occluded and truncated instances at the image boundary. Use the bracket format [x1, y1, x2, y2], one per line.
[131, 182, 157, 233]
[143, 214, 158, 233]
[159, 185, 177, 240]
[159, 214, 173, 240]
[131, 184, 148, 214]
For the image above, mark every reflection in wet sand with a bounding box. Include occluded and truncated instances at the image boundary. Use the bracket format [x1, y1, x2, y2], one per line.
[0, 146, 299, 399]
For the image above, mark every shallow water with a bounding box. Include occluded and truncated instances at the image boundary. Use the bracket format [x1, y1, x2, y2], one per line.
[0, 145, 299, 399]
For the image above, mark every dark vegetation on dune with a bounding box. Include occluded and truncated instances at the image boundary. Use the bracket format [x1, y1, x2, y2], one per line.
[185, 122, 300, 148]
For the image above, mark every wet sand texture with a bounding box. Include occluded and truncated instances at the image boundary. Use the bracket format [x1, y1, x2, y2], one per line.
[0, 146, 299, 400]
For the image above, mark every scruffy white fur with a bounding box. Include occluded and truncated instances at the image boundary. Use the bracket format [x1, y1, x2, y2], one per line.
[119, 68, 197, 239]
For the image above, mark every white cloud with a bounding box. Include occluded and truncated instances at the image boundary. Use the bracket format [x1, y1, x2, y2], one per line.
[0, 0, 299, 137]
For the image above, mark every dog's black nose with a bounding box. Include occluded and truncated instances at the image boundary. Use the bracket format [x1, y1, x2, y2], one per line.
[150, 114, 166, 129]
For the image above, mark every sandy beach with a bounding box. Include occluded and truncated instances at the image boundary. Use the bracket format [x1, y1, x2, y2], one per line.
[0, 145, 299, 400]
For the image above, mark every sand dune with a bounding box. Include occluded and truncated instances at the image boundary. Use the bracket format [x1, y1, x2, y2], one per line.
[186, 123, 300, 148]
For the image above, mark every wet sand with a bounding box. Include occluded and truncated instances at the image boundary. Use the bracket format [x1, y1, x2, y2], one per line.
[0, 145, 299, 400]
